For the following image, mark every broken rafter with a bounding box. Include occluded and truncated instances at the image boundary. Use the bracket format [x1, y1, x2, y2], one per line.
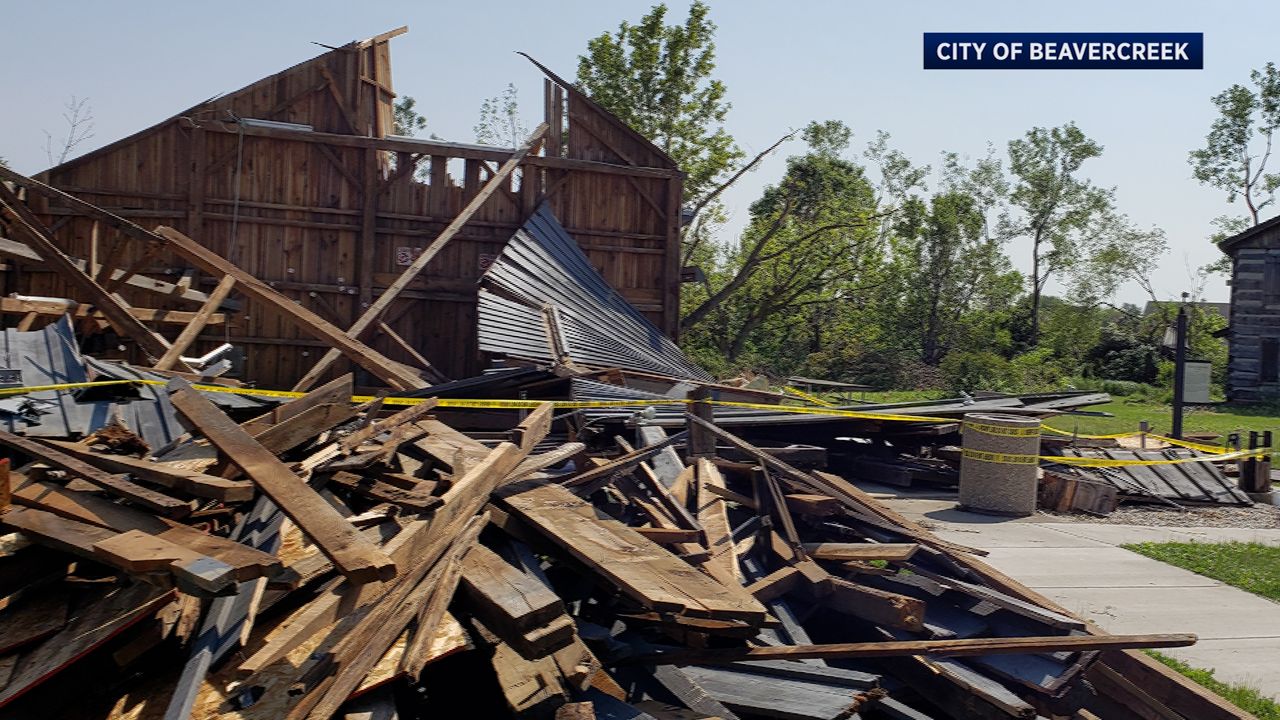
[0, 184, 189, 370]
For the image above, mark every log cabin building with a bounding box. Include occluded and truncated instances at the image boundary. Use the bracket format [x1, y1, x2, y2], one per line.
[1220, 213, 1280, 400]
[1, 27, 684, 391]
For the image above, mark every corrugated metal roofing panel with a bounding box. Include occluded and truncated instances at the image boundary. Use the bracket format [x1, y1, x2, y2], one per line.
[480, 204, 712, 381]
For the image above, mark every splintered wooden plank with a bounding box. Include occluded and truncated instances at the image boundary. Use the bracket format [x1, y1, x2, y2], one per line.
[11, 478, 280, 579]
[0, 582, 171, 708]
[694, 458, 740, 587]
[511, 402, 554, 452]
[822, 577, 926, 631]
[337, 399, 439, 454]
[0, 430, 190, 517]
[638, 633, 1199, 665]
[499, 482, 767, 622]
[285, 514, 489, 720]
[801, 543, 919, 563]
[92, 529, 238, 594]
[236, 443, 527, 681]
[167, 379, 395, 583]
[39, 440, 253, 501]
[460, 543, 565, 633]
[241, 373, 354, 434]
[251, 403, 360, 456]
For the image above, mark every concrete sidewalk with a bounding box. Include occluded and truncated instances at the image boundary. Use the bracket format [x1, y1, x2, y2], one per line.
[875, 488, 1280, 700]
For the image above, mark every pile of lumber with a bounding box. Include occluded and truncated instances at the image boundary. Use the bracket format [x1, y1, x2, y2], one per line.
[0, 375, 1204, 720]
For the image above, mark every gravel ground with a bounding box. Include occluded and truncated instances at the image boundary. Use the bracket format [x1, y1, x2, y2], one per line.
[1043, 502, 1280, 529]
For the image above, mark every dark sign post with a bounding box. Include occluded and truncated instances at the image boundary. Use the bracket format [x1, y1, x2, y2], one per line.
[1171, 298, 1189, 440]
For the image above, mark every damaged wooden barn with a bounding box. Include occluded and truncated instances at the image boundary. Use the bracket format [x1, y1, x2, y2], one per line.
[0, 26, 683, 390]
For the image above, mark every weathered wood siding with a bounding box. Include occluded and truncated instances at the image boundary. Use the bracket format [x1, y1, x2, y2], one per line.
[1226, 231, 1280, 400]
[8, 33, 682, 389]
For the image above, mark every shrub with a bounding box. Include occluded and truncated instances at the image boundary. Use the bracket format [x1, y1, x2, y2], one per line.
[941, 351, 1012, 394]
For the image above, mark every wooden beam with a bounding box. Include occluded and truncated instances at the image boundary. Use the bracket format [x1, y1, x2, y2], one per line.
[510, 402, 554, 452]
[39, 440, 252, 501]
[636, 633, 1199, 665]
[0, 296, 227, 326]
[374, 319, 446, 383]
[0, 184, 185, 368]
[152, 226, 425, 390]
[154, 275, 236, 370]
[694, 458, 739, 587]
[10, 477, 279, 579]
[0, 430, 190, 517]
[801, 543, 919, 563]
[499, 481, 767, 622]
[167, 379, 396, 583]
[291, 123, 549, 391]
[0, 237, 225, 306]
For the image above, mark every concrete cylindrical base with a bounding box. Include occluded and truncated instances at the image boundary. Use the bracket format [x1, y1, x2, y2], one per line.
[1246, 491, 1276, 506]
[958, 413, 1041, 517]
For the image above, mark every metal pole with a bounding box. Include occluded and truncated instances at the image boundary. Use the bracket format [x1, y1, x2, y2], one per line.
[1171, 304, 1188, 440]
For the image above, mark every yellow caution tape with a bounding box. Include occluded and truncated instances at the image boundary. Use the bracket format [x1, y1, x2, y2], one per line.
[1043, 424, 1257, 456]
[0, 380, 142, 395]
[1, 379, 1270, 469]
[781, 385, 836, 407]
[1047, 447, 1269, 467]
[963, 421, 1042, 438]
[1040, 426, 1137, 440]
[961, 448, 1040, 465]
[1145, 434, 1231, 454]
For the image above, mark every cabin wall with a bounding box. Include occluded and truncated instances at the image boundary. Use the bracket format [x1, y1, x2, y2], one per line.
[1227, 231, 1280, 401]
[9, 40, 682, 390]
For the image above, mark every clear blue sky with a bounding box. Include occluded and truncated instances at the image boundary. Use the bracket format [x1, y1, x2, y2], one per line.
[5, 0, 1279, 305]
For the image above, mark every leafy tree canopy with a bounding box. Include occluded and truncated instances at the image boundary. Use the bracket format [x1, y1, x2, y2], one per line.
[577, 1, 742, 203]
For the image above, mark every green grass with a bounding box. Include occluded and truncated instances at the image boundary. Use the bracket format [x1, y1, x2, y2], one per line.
[1121, 542, 1280, 602]
[1145, 651, 1280, 719]
[1040, 400, 1280, 439]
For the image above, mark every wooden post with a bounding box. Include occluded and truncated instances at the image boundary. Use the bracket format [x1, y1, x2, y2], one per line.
[1242, 430, 1272, 494]
[686, 386, 716, 460]
[1139, 420, 1149, 450]
[1241, 431, 1260, 493]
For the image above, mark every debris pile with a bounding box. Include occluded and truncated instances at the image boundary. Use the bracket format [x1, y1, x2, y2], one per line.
[0, 369, 1197, 720]
[0, 151, 1245, 720]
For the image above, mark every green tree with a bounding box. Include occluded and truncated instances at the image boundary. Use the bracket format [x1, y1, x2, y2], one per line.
[1189, 62, 1280, 225]
[883, 150, 1018, 365]
[680, 121, 875, 334]
[1002, 123, 1114, 344]
[890, 190, 1019, 365]
[475, 83, 529, 148]
[685, 121, 882, 363]
[576, 1, 742, 205]
[393, 96, 427, 137]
